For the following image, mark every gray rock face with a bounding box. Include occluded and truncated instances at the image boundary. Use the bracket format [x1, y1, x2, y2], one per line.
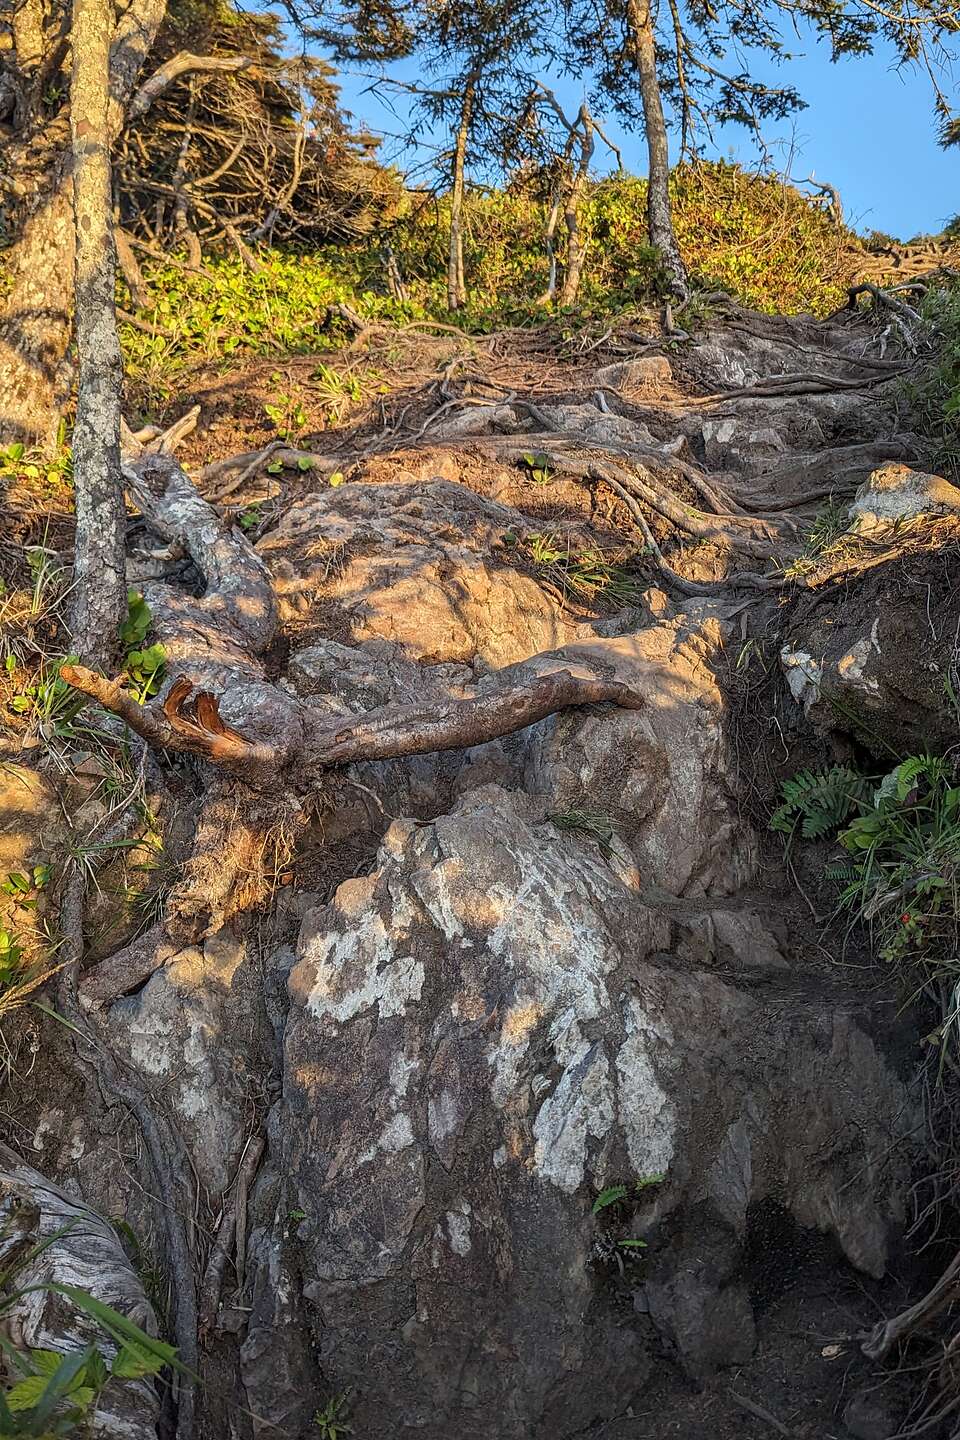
[106, 928, 268, 1193]
[781, 550, 960, 755]
[244, 786, 917, 1437]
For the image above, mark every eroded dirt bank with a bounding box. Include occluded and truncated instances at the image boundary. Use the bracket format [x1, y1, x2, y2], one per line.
[2, 302, 958, 1439]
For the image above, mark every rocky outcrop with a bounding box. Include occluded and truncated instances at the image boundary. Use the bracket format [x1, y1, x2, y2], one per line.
[848, 462, 960, 534]
[242, 786, 917, 1438]
[781, 547, 960, 755]
[261, 479, 573, 665]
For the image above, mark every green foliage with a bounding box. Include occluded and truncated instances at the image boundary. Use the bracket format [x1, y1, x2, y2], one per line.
[551, 808, 619, 860]
[520, 452, 554, 485]
[119, 594, 166, 704]
[782, 498, 851, 578]
[9, 658, 83, 728]
[834, 756, 960, 980]
[522, 531, 643, 608]
[907, 284, 960, 479]
[0, 1236, 180, 1436]
[383, 163, 853, 321]
[0, 424, 72, 492]
[1, 866, 51, 909]
[119, 591, 152, 651]
[314, 1394, 353, 1438]
[770, 765, 873, 840]
[264, 379, 308, 441]
[592, 1184, 628, 1214]
[120, 252, 423, 384]
[113, 160, 863, 386]
[777, 755, 960, 1061]
[592, 1174, 666, 1214]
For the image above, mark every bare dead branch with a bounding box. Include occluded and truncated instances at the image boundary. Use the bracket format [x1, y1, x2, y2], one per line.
[304, 667, 644, 768]
[128, 51, 253, 122]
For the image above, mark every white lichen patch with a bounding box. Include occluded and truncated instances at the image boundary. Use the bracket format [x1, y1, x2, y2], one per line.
[781, 646, 823, 711]
[533, 1036, 614, 1193]
[615, 998, 678, 1179]
[445, 1205, 472, 1256]
[304, 908, 424, 1024]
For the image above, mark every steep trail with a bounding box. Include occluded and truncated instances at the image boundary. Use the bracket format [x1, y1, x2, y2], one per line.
[1, 303, 951, 1439]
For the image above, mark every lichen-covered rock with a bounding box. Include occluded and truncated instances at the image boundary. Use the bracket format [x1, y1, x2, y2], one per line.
[248, 787, 916, 1438]
[849, 462, 960, 534]
[516, 619, 757, 894]
[106, 928, 267, 1193]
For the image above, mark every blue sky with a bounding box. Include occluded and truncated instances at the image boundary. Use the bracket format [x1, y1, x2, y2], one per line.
[331, 29, 958, 241]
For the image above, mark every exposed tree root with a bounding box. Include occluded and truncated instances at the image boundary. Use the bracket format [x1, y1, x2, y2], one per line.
[198, 1135, 265, 1339]
[862, 1247, 960, 1361]
[58, 871, 199, 1440]
[62, 447, 652, 1003]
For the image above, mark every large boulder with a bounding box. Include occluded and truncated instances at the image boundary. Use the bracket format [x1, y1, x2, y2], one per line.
[848, 462, 960, 534]
[244, 787, 917, 1438]
[259, 479, 572, 665]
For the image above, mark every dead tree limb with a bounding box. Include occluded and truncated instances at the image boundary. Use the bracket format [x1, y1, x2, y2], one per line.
[127, 52, 253, 122]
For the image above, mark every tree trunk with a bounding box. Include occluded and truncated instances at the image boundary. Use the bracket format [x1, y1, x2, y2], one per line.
[625, 0, 689, 301]
[0, 0, 165, 448]
[447, 74, 476, 313]
[0, 171, 76, 448]
[69, 0, 128, 668]
[558, 108, 594, 308]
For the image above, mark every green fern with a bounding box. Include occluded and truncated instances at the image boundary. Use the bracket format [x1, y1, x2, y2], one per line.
[770, 765, 871, 841]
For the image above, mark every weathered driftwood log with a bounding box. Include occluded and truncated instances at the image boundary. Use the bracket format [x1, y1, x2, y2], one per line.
[0, 1142, 160, 1439]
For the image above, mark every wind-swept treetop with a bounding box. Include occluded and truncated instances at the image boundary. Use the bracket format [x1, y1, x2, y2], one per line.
[117, 0, 401, 254]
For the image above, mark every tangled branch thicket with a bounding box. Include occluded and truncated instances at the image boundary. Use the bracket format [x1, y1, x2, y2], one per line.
[117, 0, 402, 258]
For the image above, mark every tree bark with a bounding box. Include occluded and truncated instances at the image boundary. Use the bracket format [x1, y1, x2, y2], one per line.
[558, 107, 594, 308]
[70, 0, 128, 668]
[625, 0, 689, 301]
[0, 0, 165, 448]
[446, 72, 476, 312]
[0, 169, 76, 448]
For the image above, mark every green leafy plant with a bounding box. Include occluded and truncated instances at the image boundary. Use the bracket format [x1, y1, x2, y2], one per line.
[238, 504, 262, 532]
[770, 765, 873, 841]
[1, 867, 51, 911]
[9, 658, 83, 728]
[523, 532, 642, 609]
[314, 1393, 353, 1439]
[592, 1184, 628, 1214]
[834, 757, 960, 975]
[0, 1275, 181, 1437]
[521, 451, 553, 485]
[124, 643, 166, 705]
[264, 379, 308, 441]
[782, 498, 851, 578]
[119, 591, 151, 651]
[119, 594, 165, 705]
